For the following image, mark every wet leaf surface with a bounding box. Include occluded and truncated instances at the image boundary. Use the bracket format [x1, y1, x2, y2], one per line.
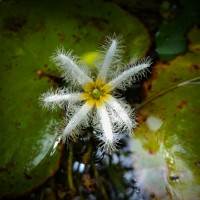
[0, 0, 150, 197]
[133, 26, 200, 199]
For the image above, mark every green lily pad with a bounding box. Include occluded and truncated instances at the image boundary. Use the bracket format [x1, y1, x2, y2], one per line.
[133, 26, 200, 199]
[0, 0, 150, 197]
[155, 0, 200, 60]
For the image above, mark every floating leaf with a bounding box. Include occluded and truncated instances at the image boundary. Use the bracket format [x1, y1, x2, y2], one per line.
[155, 0, 200, 60]
[132, 26, 200, 199]
[0, 0, 150, 197]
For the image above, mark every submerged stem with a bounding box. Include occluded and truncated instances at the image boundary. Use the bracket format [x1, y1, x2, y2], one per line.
[92, 161, 109, 200]
[67, 144, 74, 190]
[137, 76, 200, 110]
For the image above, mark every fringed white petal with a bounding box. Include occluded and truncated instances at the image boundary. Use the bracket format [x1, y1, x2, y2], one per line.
[44, 93, 82, 103]
[52, 50, 93, 86]
[41, 91, 83, 109]
[98, 39, 117, 80]
[62, 102, 93, 138]
[97, 104, 114, 143]
[96, 134, 118, 154]
[108, 59, 151, 90]
[106, 96, 136, 132]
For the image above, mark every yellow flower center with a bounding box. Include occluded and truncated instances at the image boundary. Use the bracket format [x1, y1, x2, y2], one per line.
[82, 78, 111, 107]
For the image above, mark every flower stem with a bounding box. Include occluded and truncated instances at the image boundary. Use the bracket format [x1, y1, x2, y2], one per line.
[137, 76, 200, 110]
[92, 161, 109, 200]
[67, 144, 74, 190]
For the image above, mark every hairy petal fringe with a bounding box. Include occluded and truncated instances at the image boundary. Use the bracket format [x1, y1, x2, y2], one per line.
[51, 49, 93, 86]
[98, 39, 117, 80]
[106, 96, 137, 132]
[97, 104, 115, 144]
[108, 57, 152, 90]
[95, 132, 121, 154]
[40, 88, 83, 110]
[61, 103, 93, 139]
[97, 35, 124, 81]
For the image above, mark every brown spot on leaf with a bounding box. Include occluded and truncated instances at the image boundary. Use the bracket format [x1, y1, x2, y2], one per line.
[143, 63, 160, 98]
[0, 167, 8, 174]
[72, 33, 81, 43]
[4, 63, 13, 71]
[36, 69, 63, 86]
[15, 122, 21, 129]
[160, 61, 170, 68]
[86, 18, 108, 31]
[172, 77, 181, 83]
[190, 64, 200, 72]
[37, 69, 43, 76]
[176, 100, 187, 109]
[37, 19, 46, 31]
[58, 32, 65, 41]
[136, 111, 147, 125]
[2, 15, 27, 32]
[24, 171, 33, 180]
[195, 161, 200, 167]
[143, 80, 152, 92]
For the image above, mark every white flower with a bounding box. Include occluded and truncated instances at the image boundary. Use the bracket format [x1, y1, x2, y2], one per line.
[40, 36, 151, 153]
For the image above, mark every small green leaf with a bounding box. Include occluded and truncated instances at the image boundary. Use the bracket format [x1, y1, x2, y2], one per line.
[155, 0, 200, 60]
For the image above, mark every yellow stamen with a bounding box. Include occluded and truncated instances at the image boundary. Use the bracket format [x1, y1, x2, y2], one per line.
[82, 78, 111, 107]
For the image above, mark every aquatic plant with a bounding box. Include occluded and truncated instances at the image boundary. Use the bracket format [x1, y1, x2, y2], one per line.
[40, 36, 151, 153]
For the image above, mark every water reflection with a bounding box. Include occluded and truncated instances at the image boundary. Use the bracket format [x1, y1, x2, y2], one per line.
[25, 119, 61, 172]
[64, 133, 140, 200]
[73, 161, 87, 173]
[23, 118, 200, 199]
[131, 135, 200, 199]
